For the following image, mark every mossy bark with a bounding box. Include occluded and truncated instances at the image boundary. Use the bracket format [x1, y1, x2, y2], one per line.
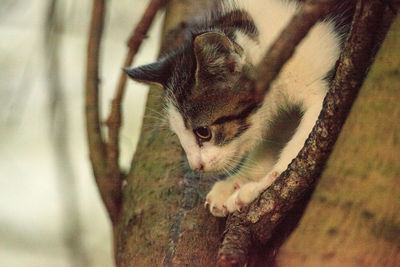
[115, 1, 223, 266]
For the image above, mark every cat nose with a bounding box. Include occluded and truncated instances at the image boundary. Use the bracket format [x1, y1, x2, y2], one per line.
[194, 163, 204, 173]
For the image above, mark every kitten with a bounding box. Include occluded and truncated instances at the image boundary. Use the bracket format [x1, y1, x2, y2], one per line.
[126, 0, 354, 217]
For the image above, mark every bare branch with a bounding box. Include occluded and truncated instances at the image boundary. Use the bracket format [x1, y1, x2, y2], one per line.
[218, 0, 396, 266]
[105, 0, 168, 184]
[85, 0, 121, 225]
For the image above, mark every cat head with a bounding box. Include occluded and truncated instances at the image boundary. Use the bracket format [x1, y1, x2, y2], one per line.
[126, 31, 263, 174]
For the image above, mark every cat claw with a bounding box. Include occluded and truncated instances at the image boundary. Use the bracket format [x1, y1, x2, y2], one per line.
[205, 179, 242, 217]
[233, 182, 241, 190]
[271, 171, 279, 179]
[235, 198, 245, 212]
[204, 198, 210, 208]
[230, 182, 263, 212]
[224, 190, 239, 213]
[211, 204, 227, 217]
[205, 196, 228, 216]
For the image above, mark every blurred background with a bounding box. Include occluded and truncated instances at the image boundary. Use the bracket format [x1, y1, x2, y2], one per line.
[0, 0, 163, 266]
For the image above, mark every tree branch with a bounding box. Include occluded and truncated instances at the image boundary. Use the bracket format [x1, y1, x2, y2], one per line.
[218, 0, 396, 266]
[85, 0, 167, 227]
[86, 0, 122, 225]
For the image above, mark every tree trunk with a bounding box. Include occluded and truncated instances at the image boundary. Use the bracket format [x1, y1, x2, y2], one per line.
[115, 1, 224, 266]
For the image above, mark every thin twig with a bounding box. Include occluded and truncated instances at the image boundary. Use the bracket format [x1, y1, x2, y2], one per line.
[105, 0, 168, 182]
[218, 0, 396, 266]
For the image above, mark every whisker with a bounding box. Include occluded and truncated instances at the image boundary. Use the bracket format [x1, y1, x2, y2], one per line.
[145, 107, 168, 120]
[143, 115, 168, 121]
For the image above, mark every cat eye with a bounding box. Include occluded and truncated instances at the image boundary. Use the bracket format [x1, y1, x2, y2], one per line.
[194, 126, 212, 141]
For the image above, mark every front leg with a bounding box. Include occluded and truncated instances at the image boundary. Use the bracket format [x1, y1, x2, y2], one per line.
[269, 101, 323, 176]
[228, 100, 323, 213]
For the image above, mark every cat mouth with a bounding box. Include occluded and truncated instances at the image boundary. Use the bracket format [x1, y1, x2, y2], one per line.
[185, 153, 248, 178]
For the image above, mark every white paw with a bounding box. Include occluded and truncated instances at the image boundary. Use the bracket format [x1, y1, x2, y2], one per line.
[205, 180, 241, 217]
[224, 190, 239, 213]
[225, 182, 263, 213]
[224, 172, 280, 213]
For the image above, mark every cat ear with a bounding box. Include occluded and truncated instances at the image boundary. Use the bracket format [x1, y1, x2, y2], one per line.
[124, 57, 172, 85]
[193, 32, 244, 80]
